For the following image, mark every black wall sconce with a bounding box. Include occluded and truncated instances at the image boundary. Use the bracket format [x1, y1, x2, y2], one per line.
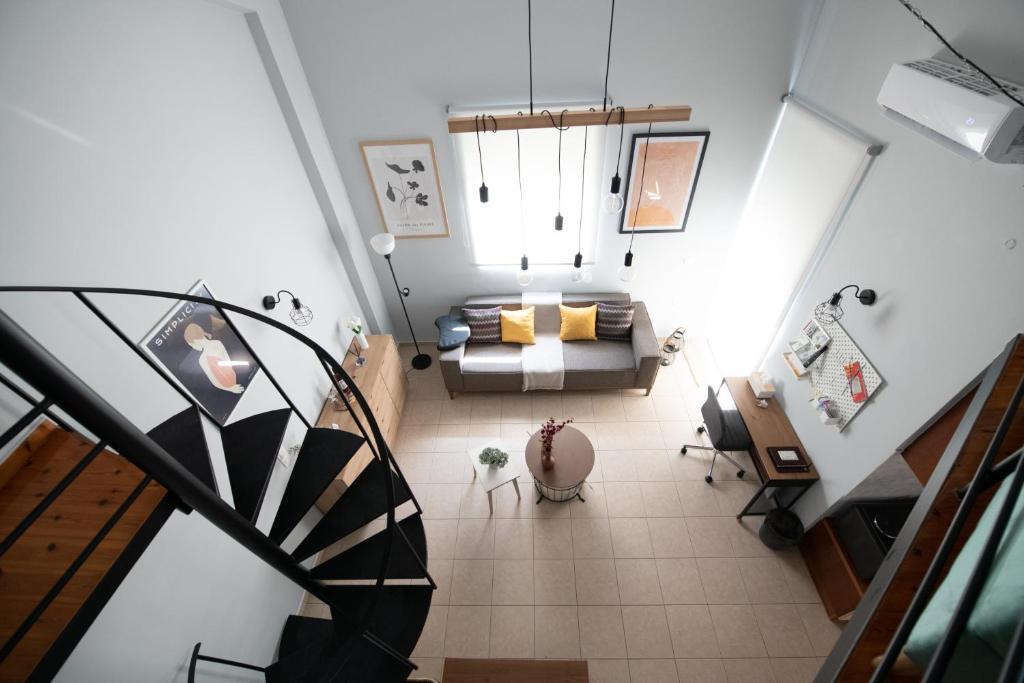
[814, 284, 876, 324]
[262, 290, 313, 327]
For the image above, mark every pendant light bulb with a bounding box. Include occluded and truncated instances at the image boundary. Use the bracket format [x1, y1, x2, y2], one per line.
[517, 255, 533, 287]
[602, 192, 625, 215]
[618, 250, 637, 282]
[555, 213, 563, 231]
[479, 184, 489, 203]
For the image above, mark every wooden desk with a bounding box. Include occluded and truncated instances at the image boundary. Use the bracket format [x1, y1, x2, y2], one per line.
[314, 334, 407, 511]
[723, 376, 819, 518]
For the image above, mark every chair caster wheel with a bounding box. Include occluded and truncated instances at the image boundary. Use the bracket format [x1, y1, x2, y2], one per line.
[681, 447, 688, 454]
[737, 470, 746, 478]
[696, 426, 705, 435]
[705, 475, 713, 483]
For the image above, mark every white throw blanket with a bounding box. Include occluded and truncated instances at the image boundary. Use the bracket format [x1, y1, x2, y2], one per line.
[521, 291, 564, 391]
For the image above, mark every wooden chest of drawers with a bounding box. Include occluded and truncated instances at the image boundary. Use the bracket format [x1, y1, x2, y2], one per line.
[314, 334, 407, 511]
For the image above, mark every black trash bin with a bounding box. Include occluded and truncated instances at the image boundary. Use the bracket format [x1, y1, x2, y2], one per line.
[759, 508, 805, 549]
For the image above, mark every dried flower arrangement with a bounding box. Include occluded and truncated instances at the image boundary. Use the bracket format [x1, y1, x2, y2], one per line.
[539, 417, 573, 454]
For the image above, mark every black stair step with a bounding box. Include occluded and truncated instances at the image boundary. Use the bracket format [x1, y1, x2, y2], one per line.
[221, 408, 291, 522]
[268, 428, 365, 545]
[147, 406, 217, 493]
[291, 458, 412, 562]
[333, 637, 414, 682]
[324, 585, 434, 659]
[311, 514, 427, 581]
[267, 615, 356, 683]
[267, 613, 414, 683]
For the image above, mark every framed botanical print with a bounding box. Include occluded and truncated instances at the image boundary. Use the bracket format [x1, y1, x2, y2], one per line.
[360, 139, 450, 239]
[619, 131, 710, 234]
[140, 280, 260, 425]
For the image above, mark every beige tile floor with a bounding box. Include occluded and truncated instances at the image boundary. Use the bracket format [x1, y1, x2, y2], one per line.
[302, 344, 842, 682]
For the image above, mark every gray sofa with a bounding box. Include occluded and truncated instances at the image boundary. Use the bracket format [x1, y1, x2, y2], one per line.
[439, 293, 661, 397]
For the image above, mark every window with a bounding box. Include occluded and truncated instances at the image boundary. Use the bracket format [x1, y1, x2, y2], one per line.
[452, 109, 607, 266]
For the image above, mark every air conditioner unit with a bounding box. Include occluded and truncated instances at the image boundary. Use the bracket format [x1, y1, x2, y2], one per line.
[877, 58, 1024, 163]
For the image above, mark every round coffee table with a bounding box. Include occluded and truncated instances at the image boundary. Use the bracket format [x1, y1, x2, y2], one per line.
[525, 426, 595, 503]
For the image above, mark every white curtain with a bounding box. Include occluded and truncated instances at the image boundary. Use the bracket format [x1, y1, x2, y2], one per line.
[708, 101, 868, 375]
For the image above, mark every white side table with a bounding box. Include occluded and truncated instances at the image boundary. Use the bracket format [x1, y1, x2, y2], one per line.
[467, 448, 524, 514]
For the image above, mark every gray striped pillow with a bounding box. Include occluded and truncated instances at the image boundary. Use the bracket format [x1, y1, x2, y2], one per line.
[596, 302, 634, 341]
[462, 306, 501, 343]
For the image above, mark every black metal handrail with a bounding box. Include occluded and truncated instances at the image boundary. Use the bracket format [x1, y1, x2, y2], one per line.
[0, 370, 72, 431]
[869, 372, 1024, 682]
[0, 285, 423, 674]
[0, 475, 153, 663]
[0, 440, 106, 557]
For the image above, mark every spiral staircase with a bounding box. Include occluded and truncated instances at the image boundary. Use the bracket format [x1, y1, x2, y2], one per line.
[0, 287, 432, 682]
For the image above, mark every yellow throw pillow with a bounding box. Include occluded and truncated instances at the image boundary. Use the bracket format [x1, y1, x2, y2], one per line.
[559, 304, 597, 341]
[500, 306, 536, 344]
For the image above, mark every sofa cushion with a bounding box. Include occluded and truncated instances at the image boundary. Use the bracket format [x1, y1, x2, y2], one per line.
[596, 302, 635, 341]
[461, 343, 523, 374]
[500, 306, 535, 344]
[462, 306, 501, 343]
[562, 340, 636, 372]
[559, 304, 597, 341]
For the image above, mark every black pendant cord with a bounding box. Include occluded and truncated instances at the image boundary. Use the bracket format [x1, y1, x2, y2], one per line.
[896, 0, 1024, 107]
[577, 122, 590, 256]
[556, 109, 567, 228]
[602, 0, 616, 112]
[602, 104, 626, 184]
[614, 106, 626, 178]
[628, 105, 656, 254]
[516, 112, 527, 259]
[527, 0, 534, 115]
[474, 114, 496, 202]
[474, 115, 485, 186]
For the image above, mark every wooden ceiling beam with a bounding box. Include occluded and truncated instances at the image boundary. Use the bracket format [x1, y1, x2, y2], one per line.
[446, 105, 692, 134]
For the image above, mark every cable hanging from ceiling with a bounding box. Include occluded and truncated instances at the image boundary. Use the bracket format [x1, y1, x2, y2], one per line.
[602, 0, 615, 113]
[549, 109, 569, 230]
[515, 111, 533, 287]
[446, 0, 690, 135]
[895, 0, 1024, 107]
[474, 114, 497, 203]
[620, 105, 656, 283]
[603, 105, 626, 215]
[601, 1, 626, 216]
[571, 111, 594, 284]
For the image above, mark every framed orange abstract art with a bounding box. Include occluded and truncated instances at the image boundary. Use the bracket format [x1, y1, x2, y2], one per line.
[619, 131, 709, 234]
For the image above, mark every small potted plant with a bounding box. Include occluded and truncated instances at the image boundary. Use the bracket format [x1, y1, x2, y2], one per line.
[539, 417, 573, 470]
[478, 447, 509, 469]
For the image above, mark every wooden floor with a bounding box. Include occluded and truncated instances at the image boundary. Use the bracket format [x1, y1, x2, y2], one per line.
[0, 423, 168, 682]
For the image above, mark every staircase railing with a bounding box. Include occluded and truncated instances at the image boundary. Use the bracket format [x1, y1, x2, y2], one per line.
[0, 286, 427, 676]
[816, 333, 1024, 682]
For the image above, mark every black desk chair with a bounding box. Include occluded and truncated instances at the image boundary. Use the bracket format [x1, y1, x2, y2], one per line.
[680, 386, 751, 483]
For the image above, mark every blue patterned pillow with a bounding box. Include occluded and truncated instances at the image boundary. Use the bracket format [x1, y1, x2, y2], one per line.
[596, 302, 634, 341]
[462, 306, 501, 343]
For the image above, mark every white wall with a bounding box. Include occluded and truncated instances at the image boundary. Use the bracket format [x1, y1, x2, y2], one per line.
[0, 0, 371, 679]
[762, 0, 1024, 524]
[280, 0, 819, 341]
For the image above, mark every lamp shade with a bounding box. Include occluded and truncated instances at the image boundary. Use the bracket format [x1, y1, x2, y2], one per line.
[370, 232, 396, 256]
